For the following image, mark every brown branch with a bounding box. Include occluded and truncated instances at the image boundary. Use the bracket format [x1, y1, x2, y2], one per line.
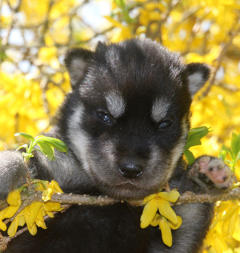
[40, 0, 55, 44]
[145, 0, 180, 42]
[50, 187, 240, 206]
[1, 187, 240, 211]
[0, 226, 28, 250]
[1, 188, 240, 251]
[199, 25, 240, 98]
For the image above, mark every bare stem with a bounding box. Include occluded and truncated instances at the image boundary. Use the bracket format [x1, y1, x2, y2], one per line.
[0, 187, 240, 251]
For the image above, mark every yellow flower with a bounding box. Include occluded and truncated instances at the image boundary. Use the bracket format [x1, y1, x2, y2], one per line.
[7, 200, 63, 237]
[0, 218, 7, 231]
[156, 199, 178, 224]
[8, 215, 20, 237]
[41, 180, 63, 201]
[159, 217, 172, 247]
[140, 190, 181, 247]
[0, 180, 64, 237]
[42, 188, 53, 202]
[151, 214, 182, 247]
[143, 190, 180, 203]
[0, 189, 21, 231]
[24, 201, 43, 234]
[141, 190, 180, 228]
[141, 198, 159, 228]
[168, 216, 182, 230]
[7, 189, 21, 206]
[35, 208, 47, 230]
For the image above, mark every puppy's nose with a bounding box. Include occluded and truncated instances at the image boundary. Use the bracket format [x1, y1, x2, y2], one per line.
[119, 162, 143, 179]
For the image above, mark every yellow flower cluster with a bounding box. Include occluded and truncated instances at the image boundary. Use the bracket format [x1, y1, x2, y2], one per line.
[0, 180, 63, 237]
[140, 190, 182, 247]
[204, 201, 240, 253]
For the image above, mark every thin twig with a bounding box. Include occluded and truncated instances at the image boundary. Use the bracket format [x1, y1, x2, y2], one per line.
[50, 187, 240, 206]
[199, 25, 240, 98]
[1, 187, 240, 211]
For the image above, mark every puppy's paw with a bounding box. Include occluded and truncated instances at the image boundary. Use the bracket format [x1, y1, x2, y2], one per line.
[188, 155, 235, 192]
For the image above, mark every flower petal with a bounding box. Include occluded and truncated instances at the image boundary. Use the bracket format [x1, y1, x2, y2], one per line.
[1, 206, 19, 219]
[169, 216, 182, 230]
[159, 217, 172, 247]
[150, 214, 161, 227]
[140, 199, 158, 229]
[7, 189, 21, 206]
[44, 202, 62, 212]
[46, 211, 54, 218]
[24, 202, 42, 229]
[233, 212, 240, 241]
[8, 216, 19, 237]
[0, 219, 7, 231]
[157, 190, 180, 203]
[157, 199, 178, 225]
[42, 188, 53, 202]
[28, 223, 37, 236]
[35, 182, 46, 192]
[143, 193, 157, 204]
[36, 208, 47, 229]
[50, 180, 63, 193]
[18, 215, 26, 227]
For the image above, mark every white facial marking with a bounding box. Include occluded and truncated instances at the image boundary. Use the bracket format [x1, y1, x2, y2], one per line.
[105, 91, 126, 118]
[147, 145, 160, 170]
[67, 105, 90, 172]
[102, 140, 116, 167]
[188, 72, 204, 96]
[165, 116, 189, 181]
[151, 98, 171, 122]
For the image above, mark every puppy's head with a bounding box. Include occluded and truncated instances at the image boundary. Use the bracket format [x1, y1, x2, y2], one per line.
[64, 39, 210, 200]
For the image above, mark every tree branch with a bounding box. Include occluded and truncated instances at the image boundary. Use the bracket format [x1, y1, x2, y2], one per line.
[0, 187, 240, 250]
[1, 187, 240, 211]
[199, 25, 240, 98]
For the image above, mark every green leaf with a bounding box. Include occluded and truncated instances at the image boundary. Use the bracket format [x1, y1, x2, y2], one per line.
[35, 136, 68, 153]
[184, 150, 195, 165]
[37, 141, 55, 160]
[185, 126, 209, 150]
[219, 145, 231, 161]
[231, 132, 240, 159]
[15, 132, 34, 142]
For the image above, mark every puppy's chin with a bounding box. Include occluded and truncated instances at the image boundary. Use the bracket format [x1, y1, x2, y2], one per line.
[99, 183, 160, 200]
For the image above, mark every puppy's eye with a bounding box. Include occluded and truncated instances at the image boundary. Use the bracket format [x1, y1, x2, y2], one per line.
[96, 110, 113, 126]
[158, 119, 173, 129]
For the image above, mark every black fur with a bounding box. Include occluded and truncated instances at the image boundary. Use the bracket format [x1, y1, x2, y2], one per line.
[1, 39, 212, 253]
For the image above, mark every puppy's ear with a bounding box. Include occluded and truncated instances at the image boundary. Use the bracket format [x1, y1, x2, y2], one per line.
[65, 48, 94, 88]
[184, 63, 210, 97]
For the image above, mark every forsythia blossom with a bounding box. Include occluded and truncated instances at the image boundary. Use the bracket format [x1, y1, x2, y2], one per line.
[140, 190, 182, 247]
[0, 180, 63, 237]
[203, 201, 240, 253]
[0, 190, 21, 231]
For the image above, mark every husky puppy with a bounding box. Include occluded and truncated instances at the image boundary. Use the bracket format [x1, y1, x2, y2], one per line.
[0, 39, 212, 253]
